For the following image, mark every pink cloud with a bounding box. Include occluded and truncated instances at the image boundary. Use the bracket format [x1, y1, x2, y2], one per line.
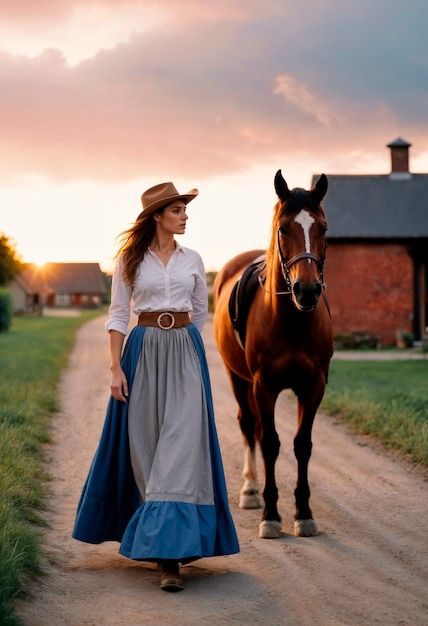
[274, 75, 343, 127]
[0, 0, 282, 26]
[1, 1, 427, 184]
[0, 0, 91, 25]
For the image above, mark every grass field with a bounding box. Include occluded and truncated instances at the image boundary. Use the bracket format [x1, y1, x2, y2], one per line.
[0, 311, 104, 626]
[322, 357, 428, 466]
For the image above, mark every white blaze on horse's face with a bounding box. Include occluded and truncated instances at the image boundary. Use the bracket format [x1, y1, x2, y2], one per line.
[294, 210, 315, 260]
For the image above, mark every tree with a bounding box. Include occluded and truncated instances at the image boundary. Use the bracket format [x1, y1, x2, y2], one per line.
[0, 233, 23, 286]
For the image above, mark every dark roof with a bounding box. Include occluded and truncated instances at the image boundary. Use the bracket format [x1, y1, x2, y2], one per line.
[20, 262, 107, 295]
[387, 137, 411, 148]
[311, 173, 428, 238]
[14, 267, 45, 293]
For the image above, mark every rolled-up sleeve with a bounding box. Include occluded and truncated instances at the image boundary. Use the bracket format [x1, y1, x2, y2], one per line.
[191, 254, 208, 332]
[104, 260, 132, 336]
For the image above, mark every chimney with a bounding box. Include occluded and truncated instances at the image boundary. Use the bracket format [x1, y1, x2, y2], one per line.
[387, 137, 412, 180]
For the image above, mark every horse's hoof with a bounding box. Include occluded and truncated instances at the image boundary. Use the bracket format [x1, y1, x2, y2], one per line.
[259, 520, 282, 539]
[294, 518, 319, 537]
[239, 491, 261, 509]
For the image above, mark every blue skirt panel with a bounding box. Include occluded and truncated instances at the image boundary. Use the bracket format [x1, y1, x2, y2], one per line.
[119, 501, 217, 562]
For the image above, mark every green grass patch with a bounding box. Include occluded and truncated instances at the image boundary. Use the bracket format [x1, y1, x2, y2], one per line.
[322, 359, 428, 466]
[0, 310, 104, 625]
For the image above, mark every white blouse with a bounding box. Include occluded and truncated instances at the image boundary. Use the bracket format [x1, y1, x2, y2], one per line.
[105, 243, 208, 336]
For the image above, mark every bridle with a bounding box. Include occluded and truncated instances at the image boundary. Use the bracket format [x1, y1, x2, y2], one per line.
[277, 228, 327, 291]
[258, 228, 327, 296]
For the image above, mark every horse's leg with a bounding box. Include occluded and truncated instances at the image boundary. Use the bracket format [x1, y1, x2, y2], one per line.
[239, 430, 260, 509]
[253, 380, 282, 539]
[293, 382, 325, 537]
[229, 372, 261, 509]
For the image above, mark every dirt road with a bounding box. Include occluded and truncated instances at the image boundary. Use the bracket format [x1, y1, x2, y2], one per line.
[15, 314, 428, 625]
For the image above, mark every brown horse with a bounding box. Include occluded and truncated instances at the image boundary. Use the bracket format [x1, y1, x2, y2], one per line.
[213, 170, 333, 539]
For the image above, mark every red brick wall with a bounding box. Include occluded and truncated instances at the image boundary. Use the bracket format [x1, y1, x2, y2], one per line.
[324, 243, 414, 346]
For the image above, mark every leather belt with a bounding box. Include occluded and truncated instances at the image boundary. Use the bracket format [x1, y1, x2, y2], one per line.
[137, 311, 190, 330]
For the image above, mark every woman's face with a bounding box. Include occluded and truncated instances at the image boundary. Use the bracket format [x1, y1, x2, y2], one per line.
[155, 200, 188, 235]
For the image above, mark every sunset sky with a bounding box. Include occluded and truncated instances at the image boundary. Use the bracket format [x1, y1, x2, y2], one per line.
[1, 0, 427, 272]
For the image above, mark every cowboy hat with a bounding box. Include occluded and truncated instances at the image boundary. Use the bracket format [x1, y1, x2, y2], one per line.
[140, 182, 199, 215]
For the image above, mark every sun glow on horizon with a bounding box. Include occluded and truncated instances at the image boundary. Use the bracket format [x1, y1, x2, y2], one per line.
[31, 259, 48, 269]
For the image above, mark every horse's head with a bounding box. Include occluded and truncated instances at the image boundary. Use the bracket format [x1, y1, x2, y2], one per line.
[271, 170, 328, 312]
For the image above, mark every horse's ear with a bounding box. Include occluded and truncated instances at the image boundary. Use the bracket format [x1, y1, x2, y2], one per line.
[311, 174, 328, 202]
[274, 169, 291, 202]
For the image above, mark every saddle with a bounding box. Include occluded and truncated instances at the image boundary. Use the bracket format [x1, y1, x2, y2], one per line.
[228, 255, 266, 349]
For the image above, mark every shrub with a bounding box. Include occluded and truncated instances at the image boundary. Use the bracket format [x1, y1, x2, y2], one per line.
[333, 330, 380, 349]
[0, 289, 13, 332]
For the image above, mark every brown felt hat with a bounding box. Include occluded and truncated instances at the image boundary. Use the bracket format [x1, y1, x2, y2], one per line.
[139, 182, 198, 216]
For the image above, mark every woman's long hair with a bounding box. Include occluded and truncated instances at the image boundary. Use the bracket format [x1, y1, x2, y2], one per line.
[114, 208, 163, 285]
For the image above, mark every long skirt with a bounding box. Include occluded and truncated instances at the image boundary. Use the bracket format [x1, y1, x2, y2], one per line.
[72, 323, 239, 563]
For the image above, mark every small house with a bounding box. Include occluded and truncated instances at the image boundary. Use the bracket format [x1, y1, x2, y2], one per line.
[7, 262, 108, 313]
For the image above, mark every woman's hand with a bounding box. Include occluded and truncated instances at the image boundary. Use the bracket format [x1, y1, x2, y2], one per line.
[109, 330, 128, 402]
[110, 365, 129, 402]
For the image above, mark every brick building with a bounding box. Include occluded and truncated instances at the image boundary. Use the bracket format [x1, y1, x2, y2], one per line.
[314, 139, 428, 346]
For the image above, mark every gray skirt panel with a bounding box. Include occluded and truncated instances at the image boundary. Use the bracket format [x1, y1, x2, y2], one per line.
[128, 326, 214, 506]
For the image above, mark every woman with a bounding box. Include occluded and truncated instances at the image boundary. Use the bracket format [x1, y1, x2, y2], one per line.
[73, 182, 239, 592]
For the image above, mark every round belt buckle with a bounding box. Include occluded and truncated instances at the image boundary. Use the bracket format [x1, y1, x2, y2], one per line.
[157, 312, 175, 330]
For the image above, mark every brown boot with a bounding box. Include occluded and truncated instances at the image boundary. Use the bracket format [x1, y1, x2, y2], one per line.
[159, 560, 184, 592]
